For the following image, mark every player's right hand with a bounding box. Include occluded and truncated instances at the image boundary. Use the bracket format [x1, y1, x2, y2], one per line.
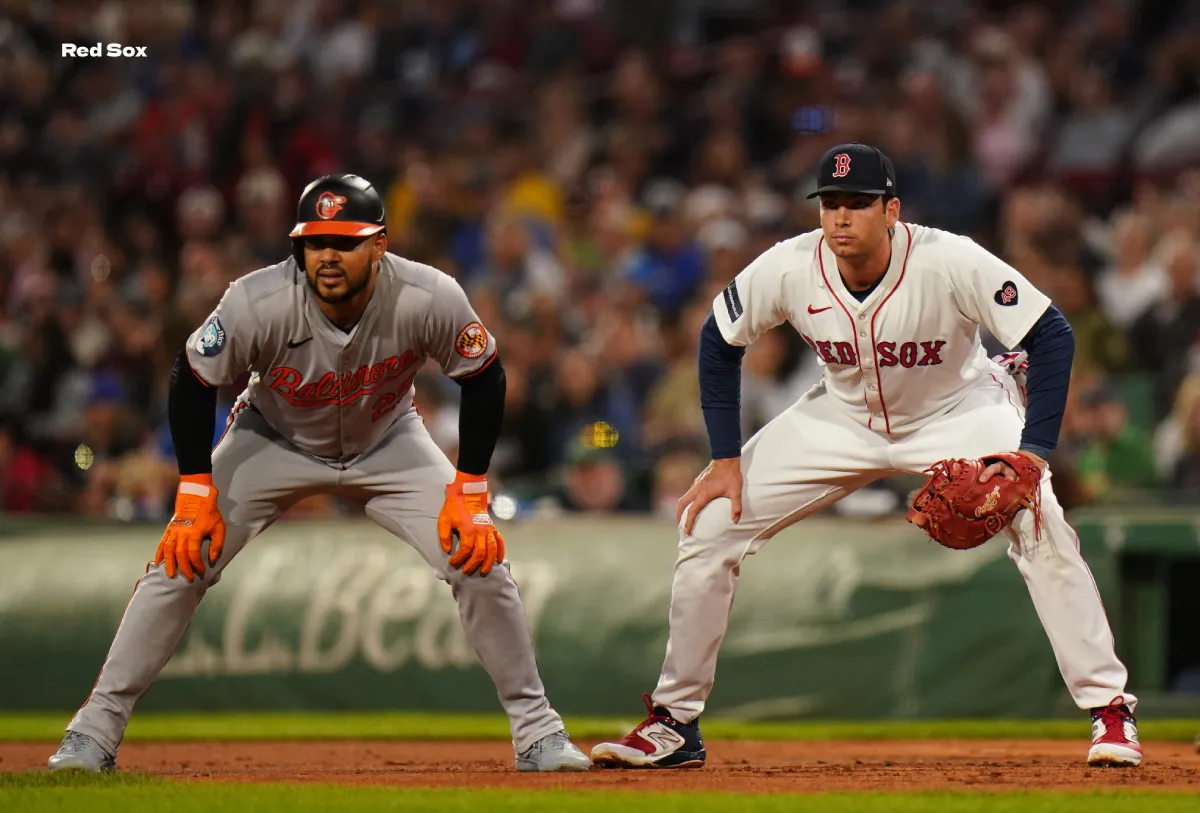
[155, 474, 226, 582]
[438, 470, 506, 576]
[677, 457, 744, 535]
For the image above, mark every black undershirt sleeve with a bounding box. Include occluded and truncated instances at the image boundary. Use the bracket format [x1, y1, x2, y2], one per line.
[453, 355, 505, 476]
[168, 348, 218, 475]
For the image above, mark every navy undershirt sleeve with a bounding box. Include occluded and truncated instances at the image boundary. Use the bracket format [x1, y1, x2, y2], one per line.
[1016, 305, 1074, 460]
[699, 310, 745, 459]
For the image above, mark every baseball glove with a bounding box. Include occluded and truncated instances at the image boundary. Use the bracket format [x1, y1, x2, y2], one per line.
[906, 452, 1042, 550]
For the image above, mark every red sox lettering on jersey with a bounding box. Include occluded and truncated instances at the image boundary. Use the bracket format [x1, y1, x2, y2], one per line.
[185, 254, 496, 463]
[801, 337, 947, 368]
[713, 222, 1050, 435]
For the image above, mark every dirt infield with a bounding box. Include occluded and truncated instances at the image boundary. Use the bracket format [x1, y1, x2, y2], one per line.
[3, 740, 1199, 792]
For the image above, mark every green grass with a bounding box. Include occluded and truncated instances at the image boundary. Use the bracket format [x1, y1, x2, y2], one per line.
[2, 712, 1198, 743]
[0, 775, 1195, 813]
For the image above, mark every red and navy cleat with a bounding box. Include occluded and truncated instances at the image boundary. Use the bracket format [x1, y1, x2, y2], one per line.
[1087, 696, 1143, 767]
[591, 693, 706, 768]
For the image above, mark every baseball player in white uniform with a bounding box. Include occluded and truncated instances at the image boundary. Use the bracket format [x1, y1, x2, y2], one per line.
[48, 174, 590, 773]
[592, 144, 1142, 769]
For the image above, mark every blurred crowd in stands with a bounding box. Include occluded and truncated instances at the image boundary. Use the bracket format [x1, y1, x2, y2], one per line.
[1, 0, 1199, 522]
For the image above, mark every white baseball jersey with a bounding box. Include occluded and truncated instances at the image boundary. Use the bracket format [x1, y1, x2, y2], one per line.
[712, 222, 1051, 435]
[185, 253, 496, 463]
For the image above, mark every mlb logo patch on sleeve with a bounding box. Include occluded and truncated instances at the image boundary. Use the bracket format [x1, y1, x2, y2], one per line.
[197, 315, 226, 356]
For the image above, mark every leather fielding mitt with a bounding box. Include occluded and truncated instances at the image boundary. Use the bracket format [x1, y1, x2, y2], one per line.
[906, 452, 1042, 550]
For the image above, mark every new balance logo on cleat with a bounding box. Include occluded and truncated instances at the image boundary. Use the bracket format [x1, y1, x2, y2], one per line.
[639, 724, 686, 755]
[591, 693, 707, 769]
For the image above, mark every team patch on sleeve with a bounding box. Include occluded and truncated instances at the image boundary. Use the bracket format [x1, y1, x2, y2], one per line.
[722, 280, 744, 322]
[993, 280, 1019, 306]
[455, 321, 489, 358]
[196, 315, 226, 356]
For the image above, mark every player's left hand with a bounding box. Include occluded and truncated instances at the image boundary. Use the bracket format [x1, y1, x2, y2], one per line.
[155, 474, 226, 582]
[677, 457, 743, 535]
[979, 450, 1046, 483]
[437, 471, 506, 576]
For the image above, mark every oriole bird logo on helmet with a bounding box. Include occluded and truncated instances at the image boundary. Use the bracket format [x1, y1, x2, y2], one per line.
[315, 191, 348, 220]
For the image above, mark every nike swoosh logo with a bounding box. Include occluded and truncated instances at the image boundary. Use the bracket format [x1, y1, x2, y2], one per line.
[287, 337, 313, 349]
[807, 305, 832, 314]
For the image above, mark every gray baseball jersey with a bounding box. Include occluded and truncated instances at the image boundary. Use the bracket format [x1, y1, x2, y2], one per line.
[185, 253, 496, 462]
[66, 252, 569, 756]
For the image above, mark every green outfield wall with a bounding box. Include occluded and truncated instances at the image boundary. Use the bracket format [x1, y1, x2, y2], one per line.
[0, 509, 1195, 718]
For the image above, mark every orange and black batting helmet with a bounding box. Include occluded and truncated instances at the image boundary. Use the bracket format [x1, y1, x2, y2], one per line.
[289, 173, 385, 238]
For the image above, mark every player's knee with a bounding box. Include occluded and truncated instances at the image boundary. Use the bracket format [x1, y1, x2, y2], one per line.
[680, 498, 739, 544]
[678, 503, 746, 570]
[144, 561, 218, 592]
[443, 560, 514, 594]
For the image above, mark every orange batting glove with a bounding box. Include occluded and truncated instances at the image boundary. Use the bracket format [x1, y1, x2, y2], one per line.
[155, 473, 226, 582]
[437, 471, 505, 576]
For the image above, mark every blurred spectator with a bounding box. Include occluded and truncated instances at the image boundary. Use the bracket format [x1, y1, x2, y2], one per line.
[641, 300, 709, 453]
[1073, 385, 1159, 501]
[0, 416, 61, 513]
[587, 304, 664, 413]
[499, 133, 567, 231]
[1045, 368, 1102, 512]
[1128, 232, 1200, 418]
[741, 328, 819, 441]
[548, 437, 646, 514]
[413, 370, 460, 464]
[471, 209, 566, 323]
[649, 438, 707, 521]
[887, 95, 988, 237]
[620, 179, 707, 315]
[1095, 212, 1168, 330]
[1048, 265, 1131, 379]
[1155, 375, 1200, 488]
[697, 218, 749, 287]
[954, 28, 1050, 190]
[234, 166, 291, 265]
[1171, 384, 1200, 494]
[547, 348, 641, 468]
[537, 76, 595, 191]
[1045, 67, 1138, 185]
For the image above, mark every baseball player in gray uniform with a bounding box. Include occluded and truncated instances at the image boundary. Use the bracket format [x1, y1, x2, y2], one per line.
[48, 174, 590, 773]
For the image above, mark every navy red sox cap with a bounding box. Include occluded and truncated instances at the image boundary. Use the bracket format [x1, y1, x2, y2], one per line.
[806, 143, 897, 200]
[289, 174, 386, 238]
